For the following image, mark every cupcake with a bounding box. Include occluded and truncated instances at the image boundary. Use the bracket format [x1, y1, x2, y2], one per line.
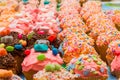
[22, 45, 63, 80]
[33, 63, 78, 80]
[67, 54, 108, 80]
[112, 10, 120, 31]
[63, 42, 97, 63]
[106, 40, 120, 78]
[0, 69, 22, 80]
[27, 30, 62, 49]
[0, 28, 27, 74]
[0, 48, 17, 74]
[96, 31, 120, 61]
[0, 0, 18, 27]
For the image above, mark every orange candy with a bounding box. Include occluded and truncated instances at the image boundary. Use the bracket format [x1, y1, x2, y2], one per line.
[0, 28, 10, 36]
[0, 48, 7, 56]
[19, 40, 27, 46]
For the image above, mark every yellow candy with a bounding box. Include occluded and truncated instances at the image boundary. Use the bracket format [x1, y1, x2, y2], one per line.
[19, 40, 27, 46]
[0, 43, 5, 48]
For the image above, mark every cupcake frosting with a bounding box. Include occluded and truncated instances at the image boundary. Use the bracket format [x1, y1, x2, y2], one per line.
[67, 54, 108, 78]
[106, 40, 120, 72]
[22, 48, 63, 72]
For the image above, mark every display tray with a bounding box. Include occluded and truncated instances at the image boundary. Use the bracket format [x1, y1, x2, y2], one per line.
[19, 2, 120, 80]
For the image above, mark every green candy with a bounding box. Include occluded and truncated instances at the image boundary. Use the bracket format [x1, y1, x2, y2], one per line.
[78, 65, 84, 70]
[93, 71, 98, 74]
[0, 43, 5, 48]
[37, 54, 46, 61]
[45, 64, 55, 72]
[57, 8, 60, 11]
[92, 56, 97, 61]
[97, 61, 102, 65]
[6, 46, 14, 52]
[27, 32, 34, 40]
[87, 59, 91, 62]
[55, 64, 61, 71]
[76, 60, 81, 64]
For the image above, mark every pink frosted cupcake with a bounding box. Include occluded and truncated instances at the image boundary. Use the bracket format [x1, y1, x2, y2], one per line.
[22, 47, 63, 80]
[67, 54, 108, 80]
[33, 63, 78, 80]
[96, 31, 120, 61]
[106, 40, 120, 78]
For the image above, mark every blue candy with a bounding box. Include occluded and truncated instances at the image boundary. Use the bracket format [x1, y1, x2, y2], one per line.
[83, 70, 90, 76]
[14, 44, 23, 50]
[34, 44, 48, 52]
[44, 0, 50, 5]
[100, 67, 104, 73]
[52, 48, 58, 56]
[22, 0, 28, 3]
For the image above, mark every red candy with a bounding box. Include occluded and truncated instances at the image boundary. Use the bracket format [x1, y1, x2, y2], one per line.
[24, 49, 31, 56]
[48, 34, 57, 42]
[114, 47, 120, 56]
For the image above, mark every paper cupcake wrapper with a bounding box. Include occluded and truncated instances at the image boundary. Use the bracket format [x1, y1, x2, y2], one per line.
[96, 45, 108, 62]
[23, 70, 37, 80]
[75, 76, 108, 80]
[116, 24, 120, 31]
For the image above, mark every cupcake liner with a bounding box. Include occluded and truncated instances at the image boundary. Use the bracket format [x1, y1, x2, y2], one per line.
[96, 45, 108, 62]
[116, 24, 120, 31]
[75, 76, 108, 80]
[14, 56, 24, 74]
[23, 70, 37, 80]
[111, 70, 120, 78]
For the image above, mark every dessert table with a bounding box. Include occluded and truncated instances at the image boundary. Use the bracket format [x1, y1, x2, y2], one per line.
[19, 1, 120, 80]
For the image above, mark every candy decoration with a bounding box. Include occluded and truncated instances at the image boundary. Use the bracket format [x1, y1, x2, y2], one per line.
[45, 64, 55, 72]
[48, 34, 56, 42]
[55, 64, 61, 71]
[0, 43, 5, 48]
[34, 44, 48, 52]
[76, 60, 81, 65]
[83, 70, 89, 76]
[18, 34, 23, 39]
[52, 47, 58, 56]
[14, 44, 23, 50]
[22, 0, 29, 3]
[24, 49, 31, 56]
[36, 40, 49, 45]
[78, 65, 84, 70]
[0, 48, 7, 56]
[6, 46, 14, 52]
[114, 48, 120, 56]
[1, 36, 13, 43]
[37, 54, 46, 61]
[27, 32, 34, 40]
[0, 28, 10, 36]
[44, 0, 50, 5]
[100, 67, 104, 73]
[97, 61, 102, 65]
[19, 40, 27, 46]
[37, 31, 45, 35]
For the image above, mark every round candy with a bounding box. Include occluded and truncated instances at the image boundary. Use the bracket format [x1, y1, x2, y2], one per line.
[19, 40, 27, 46]
[0, 43, 5, 48]
[24, 49, 31, 56]
[55, 64, 61, 71]
[6, 46, 14, 52]
[14, 44, 23, 50]
[34, 44, 48, 52]
[37, 54, 46, 61]
[48, 34, 56, 42]
[52, 48, 58, 56]
[37, 31, 45, 35]
[44, 0, 50, 5]
[18, 34, 23, 39]
[0, 48, 7, 56]
[45, 64, 55, 72]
